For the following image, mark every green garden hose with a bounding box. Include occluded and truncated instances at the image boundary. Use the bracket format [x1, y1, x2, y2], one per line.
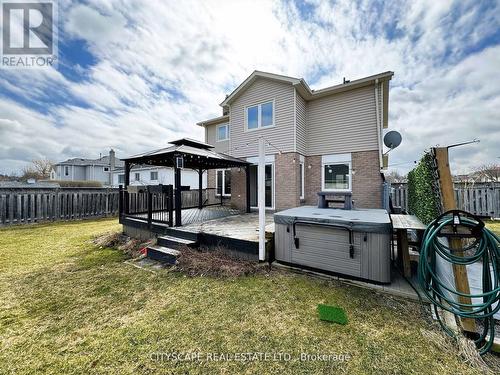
[418, 210, 500, 355]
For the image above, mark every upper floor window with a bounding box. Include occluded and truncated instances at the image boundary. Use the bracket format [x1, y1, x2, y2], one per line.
[150, 171, 158, 180]
[103, 167, 109, 172]
[216, 123, 229, 141]
[135, 172, 140, 181]
[246, 101, 274, 130]
[118, 174, 125, 184]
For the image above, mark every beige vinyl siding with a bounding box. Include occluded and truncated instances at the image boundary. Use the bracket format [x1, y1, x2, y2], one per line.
[206, 124, 229, 153]
[230, 78, 295, 158]
[306, 85, 379, 155]
[296, 92, 307, 155]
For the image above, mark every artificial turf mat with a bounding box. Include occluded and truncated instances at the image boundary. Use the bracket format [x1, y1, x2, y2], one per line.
[317, 304, 348, 325]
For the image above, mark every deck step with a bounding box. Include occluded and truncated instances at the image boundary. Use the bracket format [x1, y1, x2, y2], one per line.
[146, 245, 180, 265]
[157, 235, 197, 249]
[164, 228, 199, 241]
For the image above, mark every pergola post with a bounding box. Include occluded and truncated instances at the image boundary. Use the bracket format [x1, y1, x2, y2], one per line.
[124, 161, 130, 214]
[198, 168, 203, 209]
[245, 165, 251, 213]
[174, 165, 182, 226]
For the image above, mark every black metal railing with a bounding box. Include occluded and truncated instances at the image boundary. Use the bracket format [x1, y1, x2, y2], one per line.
[120, 185, 173, 227]
[119, 185, 227, 227]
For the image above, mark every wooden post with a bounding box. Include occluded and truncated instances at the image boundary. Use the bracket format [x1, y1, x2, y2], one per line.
[198, 168, 203, 209]
[118, 185, 123, 222]
[147, 189, 152, 229]
[124, 161, 130, 215]
[174, 166, 182, 226]
[167, 185, 173, 227]
[245, 165, 251, 213]
[434, 147, 476, 333]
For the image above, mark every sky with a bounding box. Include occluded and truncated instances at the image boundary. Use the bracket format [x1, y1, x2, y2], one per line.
[0, 0, 499, 176]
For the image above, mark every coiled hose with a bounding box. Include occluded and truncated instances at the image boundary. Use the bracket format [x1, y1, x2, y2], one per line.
[418, 210, 500, 355]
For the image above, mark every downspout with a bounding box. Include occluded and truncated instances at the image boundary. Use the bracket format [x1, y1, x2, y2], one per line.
[293, 88, 297, 153]
[374, 79, 383, 169]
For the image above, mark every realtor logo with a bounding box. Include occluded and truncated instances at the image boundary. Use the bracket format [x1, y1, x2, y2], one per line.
[1, 0, 57, 68]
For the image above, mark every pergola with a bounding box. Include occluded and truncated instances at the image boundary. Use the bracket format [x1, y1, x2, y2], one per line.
[122, 138, 250, 226]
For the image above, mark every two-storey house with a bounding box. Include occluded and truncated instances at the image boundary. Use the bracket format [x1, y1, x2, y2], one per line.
[197, 70, 393, 211]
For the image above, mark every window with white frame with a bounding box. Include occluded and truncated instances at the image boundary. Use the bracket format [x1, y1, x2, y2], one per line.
[246, 101, 274, 130]
[216, 123, 229, 141]
[134, 172, 140, 181]
[150, 171, 158, 180]
[118, 174, 125, 184]
[299, 161, 305, 199]
[216, 169, 231, 196]
[321, 154, 352, 191]
[64, 166, 69, 176]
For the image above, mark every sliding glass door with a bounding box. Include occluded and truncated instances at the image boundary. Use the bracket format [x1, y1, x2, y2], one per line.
[249, 164, 273, 208]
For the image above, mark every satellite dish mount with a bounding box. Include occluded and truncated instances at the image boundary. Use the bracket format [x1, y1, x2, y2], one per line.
[383, 131, 402, 155]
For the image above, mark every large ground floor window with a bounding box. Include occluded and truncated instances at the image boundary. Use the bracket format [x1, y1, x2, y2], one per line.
[321, 154, 352, 192]
[216, 169, 231, 196]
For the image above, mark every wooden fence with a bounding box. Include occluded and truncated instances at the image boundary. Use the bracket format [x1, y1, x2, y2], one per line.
[0, 187, 119, 226]
[390, 182, 500, 218]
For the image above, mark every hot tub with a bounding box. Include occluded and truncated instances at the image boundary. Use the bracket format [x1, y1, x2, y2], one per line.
[274, 206, 392, 283]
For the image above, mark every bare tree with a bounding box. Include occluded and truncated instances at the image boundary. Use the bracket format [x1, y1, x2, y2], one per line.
[21, 159, 54, 181]
[385, 170, 407, 183]
[472, 163, 500, 182]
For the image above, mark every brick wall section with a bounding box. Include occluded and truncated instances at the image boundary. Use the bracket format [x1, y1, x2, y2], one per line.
[351, 150, 383, 208]
[303, 151, 382, 209]
[274, 152, 301, 211]
[209, 150, 382, 211]
[208, 168, 246, 211]
[304, 155, 321, 205]
[230, 167, 246, 211]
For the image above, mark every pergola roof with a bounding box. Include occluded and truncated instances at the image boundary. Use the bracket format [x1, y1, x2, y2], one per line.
[123, 138, 249, 169]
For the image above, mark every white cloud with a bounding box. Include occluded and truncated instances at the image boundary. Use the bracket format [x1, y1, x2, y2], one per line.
[0, 0, 499, 176]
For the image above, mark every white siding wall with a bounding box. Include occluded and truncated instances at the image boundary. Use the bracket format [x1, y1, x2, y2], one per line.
[112, 167, 207, 188]
[306, 85, 379, 155]
[230, 78, 295, 158]
[296, 91, 307, 155]
[85, 166, 110, 185]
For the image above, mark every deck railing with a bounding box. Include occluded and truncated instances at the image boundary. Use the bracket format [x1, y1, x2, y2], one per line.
[0, 187, 119, 226]
[121, 186, 226, 227]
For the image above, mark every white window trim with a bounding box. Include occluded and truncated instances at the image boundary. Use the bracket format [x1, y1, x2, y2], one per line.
[215, 169, 231, 197]
[150, 171, 158, 181]
[216, 123, 229, 142]
[244, 100, 275, 132]
[249, 162, 275, 210]
[299, 161, 305, 200]
[321, 153, 352, 192]
[134, 172, 140, 181]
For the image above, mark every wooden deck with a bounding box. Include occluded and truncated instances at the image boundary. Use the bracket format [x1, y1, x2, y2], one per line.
[129, 205, 241, 227]
[177, 212, 275, 241]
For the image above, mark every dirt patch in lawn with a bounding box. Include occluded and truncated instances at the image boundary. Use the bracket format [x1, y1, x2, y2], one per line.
[176, 245, 269, 278]
[93, 231, 153, 258]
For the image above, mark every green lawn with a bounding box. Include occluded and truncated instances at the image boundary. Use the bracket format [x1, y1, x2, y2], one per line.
[0, 219, 484, 374]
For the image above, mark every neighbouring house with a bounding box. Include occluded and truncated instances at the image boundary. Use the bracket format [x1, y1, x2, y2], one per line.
[197, 70, 393, 211]
[112, 164, 206, 188]
[53, 149, 123, 186]
[54, 149, 205, 188]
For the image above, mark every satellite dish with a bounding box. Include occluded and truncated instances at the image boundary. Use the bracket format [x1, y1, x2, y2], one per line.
[384, 131, 402, 149]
